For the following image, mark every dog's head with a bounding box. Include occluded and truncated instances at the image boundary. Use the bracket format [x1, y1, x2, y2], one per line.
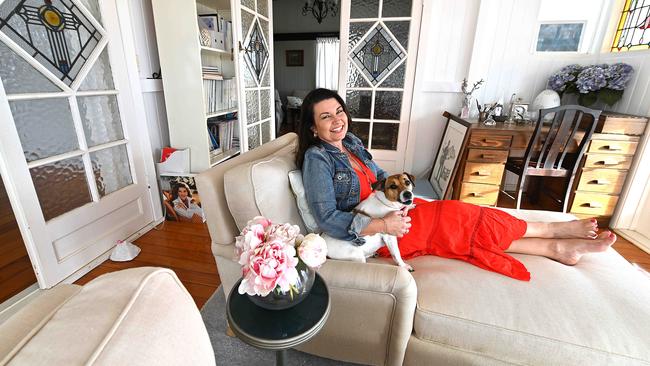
[372, 172, 416, 205]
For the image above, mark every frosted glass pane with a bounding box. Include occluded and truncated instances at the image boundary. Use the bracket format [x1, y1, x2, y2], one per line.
[91, 144, 132, 197]
[30, 156, 91, 221]
[77, 0, 102, 23]
[0, 42, 60, 93]
[351, 0, 378, 18]
[261, 120, 271, 144]
[346, 90, 372, 119]
[241, 0, 255, 10]
[260, 89, 271, 120]
[374, 91, 402, 120]
[78, 95, 124, 147]
[379, 62, 405, 88]
[261, 66, 270, 87]
[350, 24, 405, 85]
[248, 125, 260, 149]
[372, 123, 399, 150]
[382, 0, 412, 17]
[79, 49, 115, 91]
[349, 121, 369, 147]
[241, 8, 255, 39]
[246, 90, 259, 124]
[349, 22, 373, 49]
[347, 64, 370, 87]
[385, 21, 410, 50]
[257, 0, 268, 19]
[0, 0, 102, 85]
[10, 98, 79, 162]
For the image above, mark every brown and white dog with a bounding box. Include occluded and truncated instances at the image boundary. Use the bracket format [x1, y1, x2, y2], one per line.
[323, 173, 416, 272]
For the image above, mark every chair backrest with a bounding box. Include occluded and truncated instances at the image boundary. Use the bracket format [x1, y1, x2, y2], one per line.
[523, 105, 601, 174]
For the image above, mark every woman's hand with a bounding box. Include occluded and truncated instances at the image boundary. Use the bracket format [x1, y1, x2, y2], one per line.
[382, 211, 412, 237]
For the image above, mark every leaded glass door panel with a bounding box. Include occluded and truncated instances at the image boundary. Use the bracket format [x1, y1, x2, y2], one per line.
[235, 0, 274, 151]
[0, 0, 156, 287]
[339, 0, 421, 173]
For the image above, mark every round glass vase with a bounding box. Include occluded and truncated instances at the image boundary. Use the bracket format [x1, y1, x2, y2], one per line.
[247, 263, 316, 310]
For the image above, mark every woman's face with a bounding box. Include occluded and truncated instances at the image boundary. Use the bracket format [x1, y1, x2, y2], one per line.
[312, 98, 348, 147]
[178, 187, 189, 199]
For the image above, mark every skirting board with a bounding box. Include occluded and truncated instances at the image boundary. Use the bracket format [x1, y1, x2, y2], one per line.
[613, 228, 650, 255]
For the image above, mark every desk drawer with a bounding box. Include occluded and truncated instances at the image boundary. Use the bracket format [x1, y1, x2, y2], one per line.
[469, 134, 512, 149]
[467, 148, 509, 163]
[462, 162, 504, 185]
[584, 154, 633, 170]
[570, 192, 619, 216]
[588, 140, 638, 155]
[577, 169, 627, 194]
[459, 183, 499, 206]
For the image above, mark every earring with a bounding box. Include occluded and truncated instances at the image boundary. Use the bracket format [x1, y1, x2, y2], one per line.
[313, 131, 318, 138]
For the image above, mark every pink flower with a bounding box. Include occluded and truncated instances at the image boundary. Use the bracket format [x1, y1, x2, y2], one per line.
[267, 223, 301, 244]
[238, 238, 299, 296]
[297, 233, 327, 268]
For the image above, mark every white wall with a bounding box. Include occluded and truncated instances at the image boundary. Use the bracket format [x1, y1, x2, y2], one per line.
[274, 40, 317, 100]
[273, 0, 340, 33]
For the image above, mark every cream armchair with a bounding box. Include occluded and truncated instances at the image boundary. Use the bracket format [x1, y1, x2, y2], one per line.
[197, 133, 650, 366]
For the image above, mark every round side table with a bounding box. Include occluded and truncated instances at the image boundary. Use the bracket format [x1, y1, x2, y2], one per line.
[226, 273, 330, 366]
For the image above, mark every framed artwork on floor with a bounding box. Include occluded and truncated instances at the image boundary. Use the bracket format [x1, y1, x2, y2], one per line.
[285, 50, 304, 66]
[429, 113, 471, 200]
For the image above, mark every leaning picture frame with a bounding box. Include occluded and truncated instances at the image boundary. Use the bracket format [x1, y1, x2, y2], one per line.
[428, 112, 471, 200]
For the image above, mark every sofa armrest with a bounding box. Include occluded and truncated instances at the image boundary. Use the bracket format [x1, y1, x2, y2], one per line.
[297, 260, 417, 366]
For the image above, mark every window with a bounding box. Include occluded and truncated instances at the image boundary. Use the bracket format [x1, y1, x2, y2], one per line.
[611, 0, 650, 52]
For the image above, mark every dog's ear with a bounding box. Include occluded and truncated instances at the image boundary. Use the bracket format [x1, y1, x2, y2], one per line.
[404, 172, 416, 187]
[372, 179, 386, 191]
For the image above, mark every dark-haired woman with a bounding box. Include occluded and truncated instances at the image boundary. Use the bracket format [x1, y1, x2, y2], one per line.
[171, 182, 205, 223]
[297, 88, 616, 281]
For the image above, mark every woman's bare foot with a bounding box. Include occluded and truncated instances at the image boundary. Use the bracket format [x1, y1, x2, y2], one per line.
[549, 219, 598, 239]
[551, 231, 616, 265]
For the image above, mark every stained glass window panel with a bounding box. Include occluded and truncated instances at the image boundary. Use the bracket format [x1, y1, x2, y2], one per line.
[260, 89, 271, 120]
[351, 0, 379, 18]
[0, 41, 61, 93]
[611, 0, 650, 52]
[248, 124, 260, 149]
[374, 91, 402, 120]
[346, 90, 372, 119]
[379, 62, 405, 88]
[77, 0, 102, 23]
[79, 49, 115, 90]
[259, 18, 269, 44]
[246, 90, 260, 124]
[349, 22, 374, 49]
[382, 0, 412, 17]
[0, 0, 103, 85]
[243, 20, 269, 83]
[384, 21, 410, 50]
[241, 0, 255, 11]
[30, 156, 91, 220]
[347, 64, 371, 87]
[371, 123, 399, 150]
[242, 60, 257, 87]
[351, 24, 405, 85]
[258, 0, 268, 19]
[261, 120, 271, 144]
[77, 95, 124, 147]
[241, 9, 255, 40]
[261, 66, 270, 87]
[91, 144, 132, 197]
[349, 121, 370, 147]
[10, 98, 79, 162]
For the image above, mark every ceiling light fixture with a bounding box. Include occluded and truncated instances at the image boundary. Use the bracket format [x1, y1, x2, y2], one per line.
[302, 0, 338, 24]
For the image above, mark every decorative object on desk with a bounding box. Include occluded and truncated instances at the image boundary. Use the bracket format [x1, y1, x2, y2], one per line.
[530, 89, 561, 122]
[236, 217, 327, 310]
[302, 0, 338, 24]
[547, 63, 634, 107]
[460, 78, 484, 118]
[429, 113, 471, 200]
[109, 240, 141, 262]
[286, 50, 304, 67]
[511, 103, 529, 123]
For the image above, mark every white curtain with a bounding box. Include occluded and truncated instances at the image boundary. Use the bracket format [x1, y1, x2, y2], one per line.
[316, 37, 340, 90]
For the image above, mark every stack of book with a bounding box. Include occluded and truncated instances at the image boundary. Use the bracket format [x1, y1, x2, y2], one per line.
[203, 77, 237, 114]
[202, 66, 223, 80]
[207, 115, 239, 155]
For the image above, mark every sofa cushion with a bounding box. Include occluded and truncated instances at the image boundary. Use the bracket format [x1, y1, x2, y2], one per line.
[288, 170, 320, 234]
[407, 209, 650, 365]
[224, 153, 306, 233]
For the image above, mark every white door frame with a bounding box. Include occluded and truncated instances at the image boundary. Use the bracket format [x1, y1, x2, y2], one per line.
[0, 0, 160, 287]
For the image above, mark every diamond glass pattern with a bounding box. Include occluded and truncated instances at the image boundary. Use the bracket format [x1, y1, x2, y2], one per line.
[384, 21, 410, 50]
[0, 0, 103, 86]
[351, 24, 405, 85]
[243, 20, 269, 84]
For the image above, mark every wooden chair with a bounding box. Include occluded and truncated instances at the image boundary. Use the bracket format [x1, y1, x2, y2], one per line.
[504, 105, 601, 212]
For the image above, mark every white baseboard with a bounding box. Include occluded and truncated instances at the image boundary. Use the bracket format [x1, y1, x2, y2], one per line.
[0, 283, 39, 320]
[613, 228, 650, 255]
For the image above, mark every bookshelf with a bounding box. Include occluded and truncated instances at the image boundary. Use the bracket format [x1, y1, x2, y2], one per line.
[151, 0, 241, 172]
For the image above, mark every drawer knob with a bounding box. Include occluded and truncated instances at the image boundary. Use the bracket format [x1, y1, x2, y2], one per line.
[482, 154, 497, 159]
[588, 179, 610, 185]
[474, 170, 491, 176]
[596, 159, 620, 166]
[581, 202, 603, 208]
[483, 139, 499, 144]
[470, 192, 484, 197]
[603, 145, 622, 151]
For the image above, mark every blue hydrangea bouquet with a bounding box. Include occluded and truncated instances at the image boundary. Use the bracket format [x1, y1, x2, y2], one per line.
[547, 63, 634, 107]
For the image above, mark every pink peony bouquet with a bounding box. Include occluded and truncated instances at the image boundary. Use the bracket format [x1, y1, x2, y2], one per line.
[235, 216, 327, 297]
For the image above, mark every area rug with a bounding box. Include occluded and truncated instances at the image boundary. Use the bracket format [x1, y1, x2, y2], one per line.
[200, 286, 360, 365]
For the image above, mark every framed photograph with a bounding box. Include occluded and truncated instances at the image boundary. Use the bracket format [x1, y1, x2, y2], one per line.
[512, 103, 529, 121]
[285, 50, 304, 67]
[428, 114, 471, 200]
[535, 22, 585, 52]
[159, 174, 206, 223]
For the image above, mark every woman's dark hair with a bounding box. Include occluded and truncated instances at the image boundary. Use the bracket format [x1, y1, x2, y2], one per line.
[295, 88, 351, 168]
[171, 182, 192, 200]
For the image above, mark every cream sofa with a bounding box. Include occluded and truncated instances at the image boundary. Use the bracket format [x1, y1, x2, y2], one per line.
[197, 133, 650, 366]
[0, 267, 215, 366]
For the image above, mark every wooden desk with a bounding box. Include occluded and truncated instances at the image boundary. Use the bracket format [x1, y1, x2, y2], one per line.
[449, 112, 648, 226]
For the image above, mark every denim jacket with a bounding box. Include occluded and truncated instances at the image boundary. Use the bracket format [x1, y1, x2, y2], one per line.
[302, 133, 388, 244]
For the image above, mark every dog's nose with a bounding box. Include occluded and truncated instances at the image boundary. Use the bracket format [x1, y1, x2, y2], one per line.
[403, 191, 413, 199]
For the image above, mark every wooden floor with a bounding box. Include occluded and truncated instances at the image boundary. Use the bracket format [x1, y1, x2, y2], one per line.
[75, 221, 220, 308]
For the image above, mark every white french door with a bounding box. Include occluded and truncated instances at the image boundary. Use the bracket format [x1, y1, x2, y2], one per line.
[0, 0, 156, 287]
[338, 0, 422, 173]
[234, 0, 275, 150]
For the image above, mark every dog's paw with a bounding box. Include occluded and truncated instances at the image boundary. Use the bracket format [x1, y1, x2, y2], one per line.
[400, 263, 414, 272]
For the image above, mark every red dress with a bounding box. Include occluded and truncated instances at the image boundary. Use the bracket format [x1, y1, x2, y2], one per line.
[350, 162, 530, 281]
